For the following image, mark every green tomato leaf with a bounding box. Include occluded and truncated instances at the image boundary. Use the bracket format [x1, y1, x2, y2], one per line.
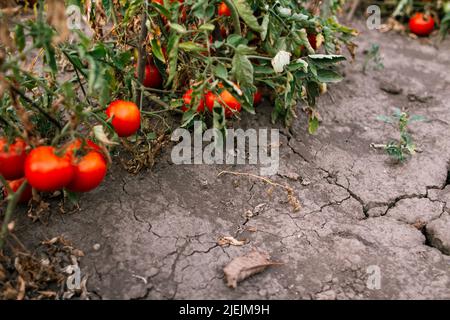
[232, 0, 262, 32]
[151, 39, 166, 63]
[170, 23, 187, 34]
[214, 63, 228, 80]
[166, 32, 180, 87]
[179, 41, 207, 52]
[199, 23, 215, 32]
[316, 69, 343, 83]
[260, 14, 269, 41]
[14, 24, 25, 52]
[232, 53, 254, 90]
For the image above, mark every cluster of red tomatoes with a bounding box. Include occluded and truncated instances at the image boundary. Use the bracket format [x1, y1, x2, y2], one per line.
[0, 99, 143, 203]
[182, 86, 263, 118]
[0, 138, 107, 203]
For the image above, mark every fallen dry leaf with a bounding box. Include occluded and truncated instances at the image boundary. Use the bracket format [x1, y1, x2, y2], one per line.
[217, 236, 247, 247]
[223, 249, 283, 288]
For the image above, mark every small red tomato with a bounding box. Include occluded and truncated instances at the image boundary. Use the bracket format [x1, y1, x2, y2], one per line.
[205, 91, 217, 111]
[253, 90, 262, 106]
[0, 138, 27, 180]
[67, 148, 107, 193]
[136, 63, 163, 88]
[308, 33, 317, 50]
[106, 100, 141, 137]
[24, 146, 74, 192]
[65, 139, 102, 159]
[220, 90, 241, 118]
[206, 89, 241, 118]
[144, 64, 163, 88]
[409, 13, 435, 36]
[218, 2, 231, 17]
[182, 89, 205, 113]
[3, 178, 32, 203]
[220, 26, 228, 39]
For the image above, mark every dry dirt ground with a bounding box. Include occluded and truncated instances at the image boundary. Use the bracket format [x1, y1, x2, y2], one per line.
[14, 21, 450, 299]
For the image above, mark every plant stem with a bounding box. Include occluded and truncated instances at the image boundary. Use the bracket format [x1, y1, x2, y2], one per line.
[135, 9, 148, 109]
[0, 179, 28, 250]
[10, 86, 63, 130]
[223, 0, 242, 36]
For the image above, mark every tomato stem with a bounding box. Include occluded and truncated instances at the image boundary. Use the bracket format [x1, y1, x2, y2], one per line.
[0, 179, 28, 250]
[135, 7, 148, 110]
[222, 0, 242, 36]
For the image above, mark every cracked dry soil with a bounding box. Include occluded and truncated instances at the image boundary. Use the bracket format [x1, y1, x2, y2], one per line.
[14, 22, 450, 299]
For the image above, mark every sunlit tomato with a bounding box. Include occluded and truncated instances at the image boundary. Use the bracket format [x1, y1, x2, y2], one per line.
[106, 100, 141, 137]
[182, 89, 205, 113]
[205, 90, 241, 118]
[220, 90, 241, 117]
[253, 90, 262, 106]
[67, 145, 107, 193]
[24, 146, 74, 192]
[218, 2, 231, 17]
[409, 13, 435, 36]
[0, 138, 27, 180]
[3, 178, 32, 204]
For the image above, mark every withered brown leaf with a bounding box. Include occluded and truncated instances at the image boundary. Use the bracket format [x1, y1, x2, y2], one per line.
[217, 236, 247, 247]
[223, 249, 283, 288]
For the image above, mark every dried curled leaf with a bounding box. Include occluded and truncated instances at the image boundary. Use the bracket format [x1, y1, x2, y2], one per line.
[217, 236, 247, 247]
[223, 248, 283, 288]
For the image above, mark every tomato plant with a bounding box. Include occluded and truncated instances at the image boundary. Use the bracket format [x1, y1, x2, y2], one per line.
[0, 0, 356, 247]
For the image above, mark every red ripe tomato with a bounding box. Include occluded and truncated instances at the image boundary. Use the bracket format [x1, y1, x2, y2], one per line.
[220, 90, 241, 118]
[182, 89, 205, 113]
[0, 138, 27, 180]
[106, 100, 141, 137]
[218, 2, 231, 17]
[409, 13, 435, 36]
[24, 146, 74, 192]
[308, 33, 317, 50]
[253, 90, 262, 106]
[66, 143, 107, 193]
[205, 91, 216, 109]
[220, 26, 228, 39]
[144, 64, 163, 88]
[135, 63, 163, 88]
[206, 89, 241, 118]
[3, 178, 32, 203]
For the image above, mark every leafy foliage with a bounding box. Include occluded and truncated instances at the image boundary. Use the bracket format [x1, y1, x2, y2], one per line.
[377, 108, 425, 162]
[362, 43, 383, 74]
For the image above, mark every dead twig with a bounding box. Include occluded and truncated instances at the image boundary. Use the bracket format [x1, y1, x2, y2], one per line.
[217, 170, 301, 212]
